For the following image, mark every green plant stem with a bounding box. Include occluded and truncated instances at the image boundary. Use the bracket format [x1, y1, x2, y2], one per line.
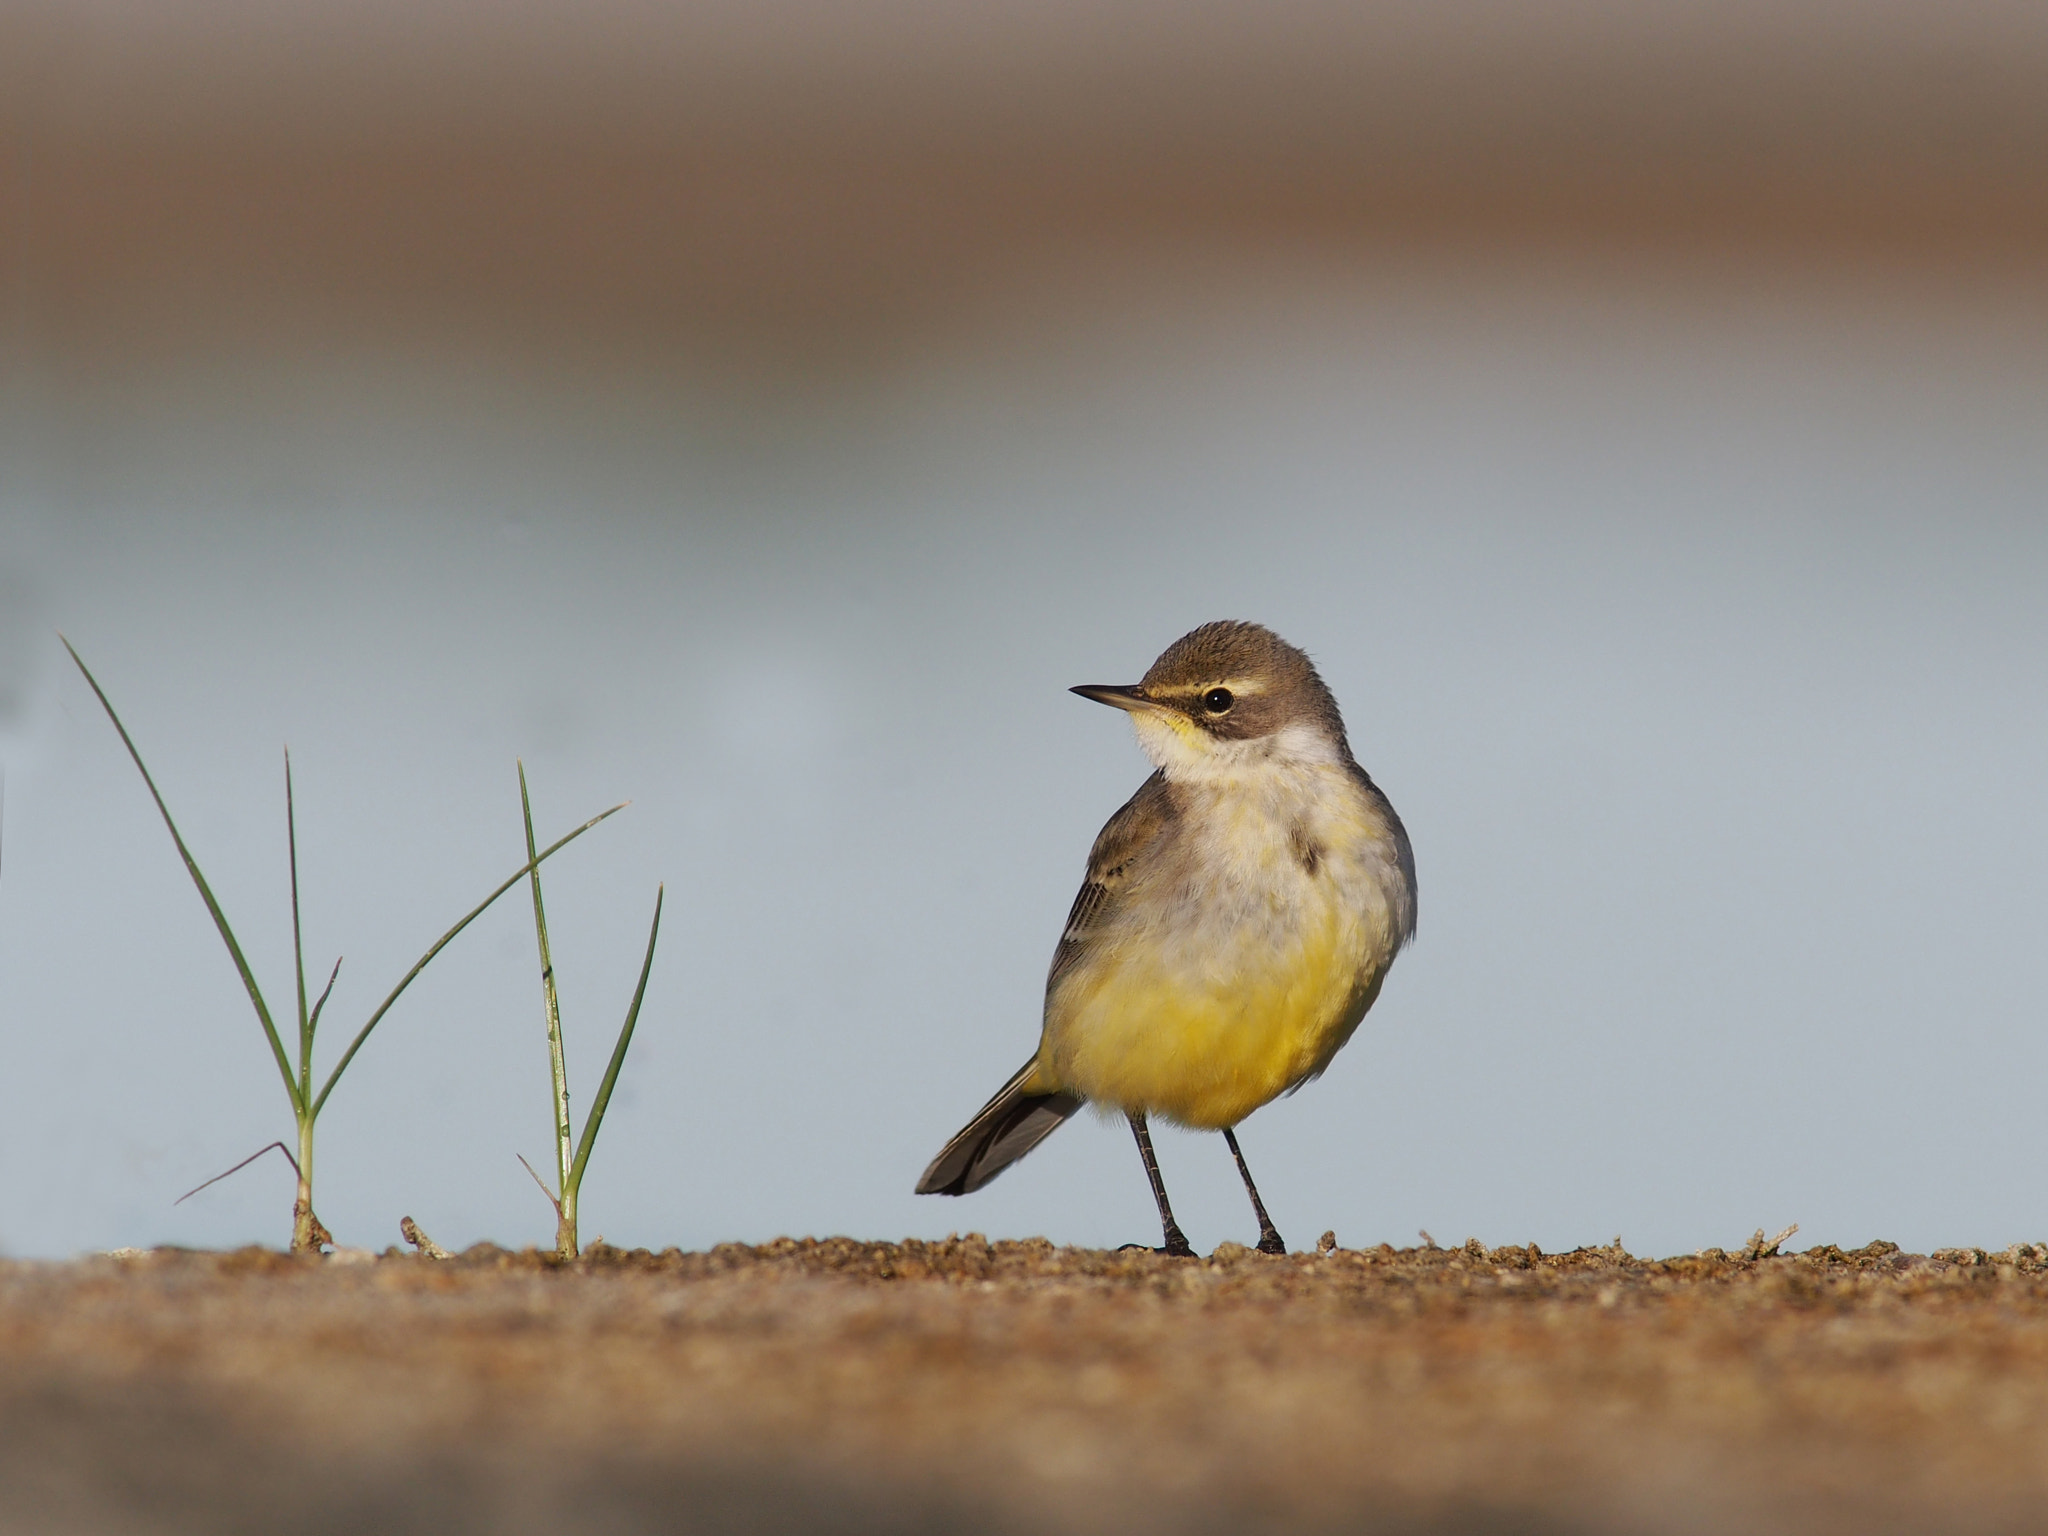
[287, 749, 313, 1104]
[291, 1113, 329, 1251]
[556, 1182, 579, 1261]
[518, 772, 664, 1261]
[520, 764, 576, 1210]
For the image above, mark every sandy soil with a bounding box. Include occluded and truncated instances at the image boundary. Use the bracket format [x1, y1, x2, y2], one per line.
[5, 1233, 2048, 1535]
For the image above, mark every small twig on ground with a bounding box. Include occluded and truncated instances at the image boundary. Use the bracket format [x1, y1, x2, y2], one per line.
[174, 1142, 300, 1206]
[399, 1216, 452, 1260]
[1742, 1224, 1800, 1260]
[1418, 1229, 1438, 1248]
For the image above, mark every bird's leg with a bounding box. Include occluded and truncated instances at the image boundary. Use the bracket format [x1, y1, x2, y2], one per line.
[1126, 1111, 1194, 1256]
[1222, 1126, 1286, 1255]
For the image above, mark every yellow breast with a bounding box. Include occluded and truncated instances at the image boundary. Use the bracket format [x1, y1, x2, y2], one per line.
[1037, 762, 1404, 1128]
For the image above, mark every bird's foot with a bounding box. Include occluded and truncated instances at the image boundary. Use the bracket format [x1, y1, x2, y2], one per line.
[1118, 1237, 1194, 1258]
[1256, 1228, 1287, 1256]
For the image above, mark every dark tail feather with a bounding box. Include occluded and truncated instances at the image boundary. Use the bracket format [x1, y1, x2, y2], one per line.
[915, 1058, 1083, 1195]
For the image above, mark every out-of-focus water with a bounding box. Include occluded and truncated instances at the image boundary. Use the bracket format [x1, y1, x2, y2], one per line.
[5, 240, 2045, 1259]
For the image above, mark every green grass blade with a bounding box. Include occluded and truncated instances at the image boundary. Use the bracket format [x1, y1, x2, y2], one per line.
[286, 748, 312, 1096]
[522, 763, 574, 1192]
[306, 956, 343, 1037]
[310, 801, 626, 1117]
[568, 884, 663, 1195]
[64, 637, 302, 1116]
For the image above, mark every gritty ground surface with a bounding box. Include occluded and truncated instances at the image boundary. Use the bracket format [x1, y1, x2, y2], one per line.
[7, 1234, 2048, 1536]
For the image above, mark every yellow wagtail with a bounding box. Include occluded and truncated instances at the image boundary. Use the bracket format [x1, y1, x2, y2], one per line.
[916, 620, 1417, 1255]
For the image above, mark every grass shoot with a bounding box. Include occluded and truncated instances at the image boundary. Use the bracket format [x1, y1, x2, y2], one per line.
[65, 639, 624, 1251]
[516, 762, 663, 1260]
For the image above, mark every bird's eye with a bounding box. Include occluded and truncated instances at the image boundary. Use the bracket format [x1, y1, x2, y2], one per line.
[1202, 688, 1234, 714]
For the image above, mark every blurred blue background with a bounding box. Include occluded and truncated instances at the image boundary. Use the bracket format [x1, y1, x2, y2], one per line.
[3, 1, 2046, 1259]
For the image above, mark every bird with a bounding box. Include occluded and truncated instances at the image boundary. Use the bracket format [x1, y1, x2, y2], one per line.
[915, 620, 1416, 1255]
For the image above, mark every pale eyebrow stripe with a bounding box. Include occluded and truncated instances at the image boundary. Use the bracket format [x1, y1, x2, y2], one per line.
[1142, 676, 1268, 699]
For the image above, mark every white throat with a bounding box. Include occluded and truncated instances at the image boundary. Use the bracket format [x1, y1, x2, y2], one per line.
[1131, 715, 1346, 786]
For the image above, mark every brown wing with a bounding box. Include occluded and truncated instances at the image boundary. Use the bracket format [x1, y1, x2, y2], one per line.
[1046, 770, 1179, 993]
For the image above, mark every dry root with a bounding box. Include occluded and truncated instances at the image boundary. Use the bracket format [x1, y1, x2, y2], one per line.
[1741, 1224, 1800, 1261]
[399, 1216, 452, 1260]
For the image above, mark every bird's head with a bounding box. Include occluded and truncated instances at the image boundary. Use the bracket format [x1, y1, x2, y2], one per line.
[1072, 621, 1351, 781]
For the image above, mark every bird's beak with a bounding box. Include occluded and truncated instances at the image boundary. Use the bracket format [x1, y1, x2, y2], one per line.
[1070, 684, 1153, 713]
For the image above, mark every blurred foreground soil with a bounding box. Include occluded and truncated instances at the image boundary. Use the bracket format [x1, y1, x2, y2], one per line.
[5, 1234, 2048, 1535]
